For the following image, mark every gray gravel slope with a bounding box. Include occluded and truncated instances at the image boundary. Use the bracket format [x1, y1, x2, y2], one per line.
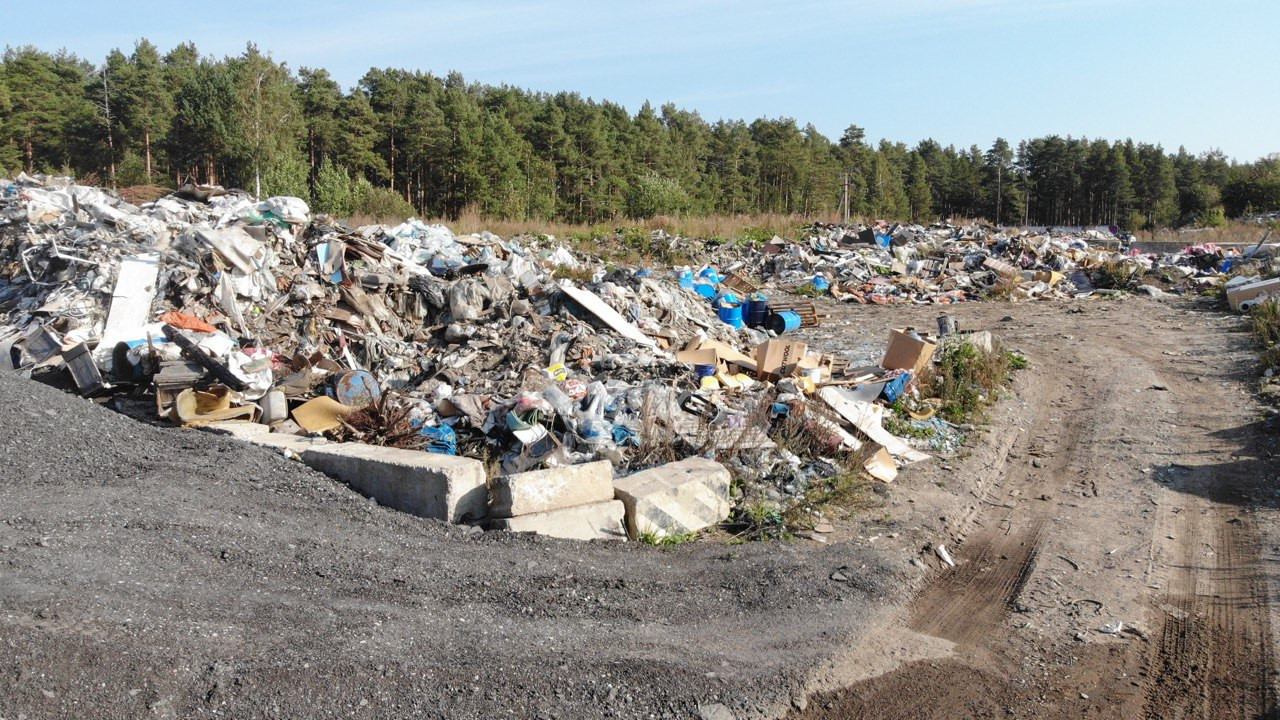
[0, 372, 903, 719]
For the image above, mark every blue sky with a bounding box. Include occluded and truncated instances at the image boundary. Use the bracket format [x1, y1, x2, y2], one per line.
[7, 0, 1278, 161]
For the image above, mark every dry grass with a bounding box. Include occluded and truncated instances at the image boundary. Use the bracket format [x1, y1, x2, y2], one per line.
[1135, 221, 1276, 247]
[341, 208, 851, 241]
[332, 393, 424, 449]
[117, 184, 172, 205]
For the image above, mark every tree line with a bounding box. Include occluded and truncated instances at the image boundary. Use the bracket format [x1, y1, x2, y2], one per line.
[2, 41, 1278, 229]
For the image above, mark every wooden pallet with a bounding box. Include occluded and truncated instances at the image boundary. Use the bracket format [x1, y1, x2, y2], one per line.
[721, 271, 760, 296]
[768, 299, 829, 327]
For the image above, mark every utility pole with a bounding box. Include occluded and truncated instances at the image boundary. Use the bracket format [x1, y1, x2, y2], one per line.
[841, 173, 850, 223]
[995, 162, 1002, 227]
[101, 69, 116, 186]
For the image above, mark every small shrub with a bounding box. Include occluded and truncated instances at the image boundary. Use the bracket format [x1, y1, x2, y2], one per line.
[351, 178, 416, 221]
[261, 153, 310, 199]
[1093, 260, 1136, 290]
[924, 339, 1013, 424]
[1250, 298, 1280, 347]
[314, 158, 358, 216]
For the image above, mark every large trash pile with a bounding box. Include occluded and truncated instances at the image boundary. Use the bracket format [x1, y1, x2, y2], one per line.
[6, 174, 1271, 541]
[0, 176, 958, 534]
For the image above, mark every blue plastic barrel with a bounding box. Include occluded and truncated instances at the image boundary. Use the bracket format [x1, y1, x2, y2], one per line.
[718, 302, 744, 329]
[693, 282, 717, 299]
[746, 297, 770, 327]
[766, 311, 802, 334]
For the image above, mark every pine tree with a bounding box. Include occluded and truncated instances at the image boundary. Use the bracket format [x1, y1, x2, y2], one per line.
[906, 153, 932, 222]
[120, 39, 173, 180]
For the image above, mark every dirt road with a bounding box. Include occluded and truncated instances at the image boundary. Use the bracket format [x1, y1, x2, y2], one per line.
[1, 296, 1275, 719]
[793, 296, 1279, 719]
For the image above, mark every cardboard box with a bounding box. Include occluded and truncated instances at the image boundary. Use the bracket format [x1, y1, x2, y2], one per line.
[676, 338, 757, 374]
[881, 329, 936, 374]
[1226, 277, 1280, 311]
[755, 339, 807, 381]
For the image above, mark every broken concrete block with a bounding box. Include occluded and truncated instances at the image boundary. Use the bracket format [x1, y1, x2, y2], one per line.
[613, 457, 731, 540]
[301, 443, 487, 523]
[489, 460, 614, 518]
[488, 499, 626, 541]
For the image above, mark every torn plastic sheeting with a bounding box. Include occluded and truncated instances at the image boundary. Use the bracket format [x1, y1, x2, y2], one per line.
[257, 196, 310, 225]
[192, 226, 266, 275]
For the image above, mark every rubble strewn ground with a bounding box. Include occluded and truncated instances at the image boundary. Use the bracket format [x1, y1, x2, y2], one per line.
[3, 297, 1278, 720]
[3, 176, 1280, 719]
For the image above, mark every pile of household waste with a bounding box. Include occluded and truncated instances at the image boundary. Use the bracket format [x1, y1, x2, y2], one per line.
[644, 219, 1270, 306]
[0, 175, 961, 541]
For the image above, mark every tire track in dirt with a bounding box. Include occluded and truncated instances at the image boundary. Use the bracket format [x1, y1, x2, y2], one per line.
[1142, 488, 1275, 719]
[907, 349, 1095, 648]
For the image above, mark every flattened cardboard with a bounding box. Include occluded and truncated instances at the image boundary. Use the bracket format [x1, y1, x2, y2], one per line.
[818, 386, 931, 465]
[293, 396, 356, 433]
[677, 338, 758, 373]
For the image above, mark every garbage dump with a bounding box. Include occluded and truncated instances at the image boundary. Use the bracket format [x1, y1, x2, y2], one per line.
[0, 174, 1267, 540]
[605, 218, 1276, 307]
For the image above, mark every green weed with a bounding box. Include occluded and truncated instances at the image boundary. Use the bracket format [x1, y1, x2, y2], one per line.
[638, 530, 698, 546]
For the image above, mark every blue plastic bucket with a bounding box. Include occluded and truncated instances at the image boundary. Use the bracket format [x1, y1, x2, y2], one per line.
[718, 302, 744, 329]
[766, 311, 802, 334]
[746, 297, 770, 327]
[714, 290, 739, 307]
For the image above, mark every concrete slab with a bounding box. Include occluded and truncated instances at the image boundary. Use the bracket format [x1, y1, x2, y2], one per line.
[301, 443, 487, 524]
[613, 457, 732, 540]
[198, 421, 320, 454]
[488, 499, 626, 541]
[489, 460, 614, 518]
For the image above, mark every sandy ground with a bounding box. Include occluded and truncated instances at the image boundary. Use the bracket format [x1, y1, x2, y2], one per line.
[791, 295, 1279, 719]
[1, 294, 1275, 719]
